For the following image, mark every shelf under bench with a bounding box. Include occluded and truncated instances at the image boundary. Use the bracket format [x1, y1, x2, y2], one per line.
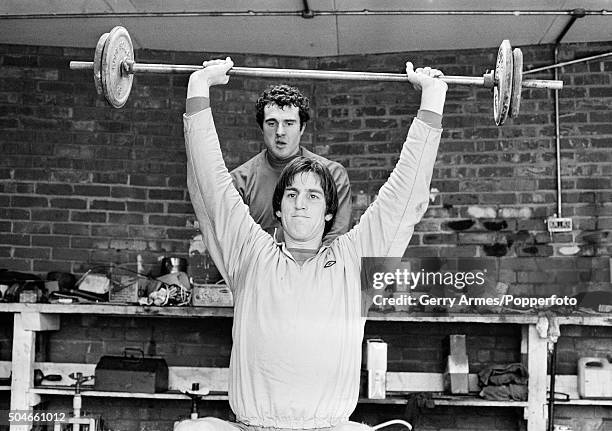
[28, 387, 528, 407]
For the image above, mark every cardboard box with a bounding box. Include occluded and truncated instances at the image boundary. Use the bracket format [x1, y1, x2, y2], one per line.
[191, 283, 233, 307]
[109, 276, 140, 304]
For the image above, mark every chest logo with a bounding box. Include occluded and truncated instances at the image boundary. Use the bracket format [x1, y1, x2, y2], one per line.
[324, 260, 336, 268]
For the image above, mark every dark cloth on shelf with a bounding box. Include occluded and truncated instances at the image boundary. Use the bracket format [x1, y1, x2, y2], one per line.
[479, 384, 528, 401]
[478, 362, 529, 401]
[478, 362, 529, 386]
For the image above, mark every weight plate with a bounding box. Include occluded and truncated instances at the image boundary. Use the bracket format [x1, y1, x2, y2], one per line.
[493, 40, 513, 126]
[510, 48, 523, 119]
[93, 32, 109, 96]
[101, 26, 134, 108]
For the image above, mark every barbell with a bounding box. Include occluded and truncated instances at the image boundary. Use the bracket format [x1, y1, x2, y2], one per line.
[70, 26, 563, 126]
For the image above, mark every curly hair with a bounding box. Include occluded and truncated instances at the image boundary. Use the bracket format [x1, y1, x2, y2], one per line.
[272, 157, 338, 236]
[255, 84, 311, 129]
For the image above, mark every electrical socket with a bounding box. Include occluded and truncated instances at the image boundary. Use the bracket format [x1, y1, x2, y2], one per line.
[546, 216, 573, 233]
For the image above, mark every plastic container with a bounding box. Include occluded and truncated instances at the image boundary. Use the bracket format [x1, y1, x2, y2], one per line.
[577, 357, 612, 398]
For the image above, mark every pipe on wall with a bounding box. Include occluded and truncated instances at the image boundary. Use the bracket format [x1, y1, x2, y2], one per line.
[1, 8, 610, 19]
[524, 51, 612, 75]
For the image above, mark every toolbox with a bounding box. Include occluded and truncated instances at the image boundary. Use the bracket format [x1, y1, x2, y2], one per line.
[95, 348, 168, 393]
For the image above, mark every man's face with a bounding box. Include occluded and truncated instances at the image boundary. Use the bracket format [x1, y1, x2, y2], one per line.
[262, 104, 305, 160]
[275, 172, 332, 246]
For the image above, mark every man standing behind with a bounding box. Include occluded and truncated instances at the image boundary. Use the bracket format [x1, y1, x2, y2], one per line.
[230, 84, 352, 244]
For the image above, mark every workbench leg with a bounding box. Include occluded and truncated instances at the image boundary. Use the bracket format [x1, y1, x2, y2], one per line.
[9, 313, 39, 431]
[524, 324, 549, 431]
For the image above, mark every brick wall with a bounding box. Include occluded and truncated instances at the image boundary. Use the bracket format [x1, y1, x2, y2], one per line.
[44, 316, 232, 367]
[1, 40, 612, 430]
[0, 42, 610, 284]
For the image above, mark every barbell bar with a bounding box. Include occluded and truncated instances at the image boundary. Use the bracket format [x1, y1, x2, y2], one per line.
[70, 26, 564, 126]
[70, 59, 561, 88]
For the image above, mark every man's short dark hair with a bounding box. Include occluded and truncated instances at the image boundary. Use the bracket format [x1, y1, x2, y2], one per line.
[272, 157, 338, 236]
[255, 84, 311, 129]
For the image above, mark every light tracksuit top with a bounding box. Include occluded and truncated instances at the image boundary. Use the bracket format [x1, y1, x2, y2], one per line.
[184, 108, 441, 429]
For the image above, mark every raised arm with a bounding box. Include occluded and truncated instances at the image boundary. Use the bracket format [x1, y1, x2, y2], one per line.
[342, 62, 448, 257]
[184, 58, 271, 285]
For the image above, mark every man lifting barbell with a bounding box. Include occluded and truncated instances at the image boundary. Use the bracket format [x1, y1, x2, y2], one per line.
[177, 56, 447, 431]
[67, 27, 567, 431]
